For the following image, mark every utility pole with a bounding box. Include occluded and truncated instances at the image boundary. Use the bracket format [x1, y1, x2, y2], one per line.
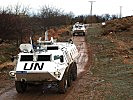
[89, 1, 96, 26]
[120, 6, 122, 18]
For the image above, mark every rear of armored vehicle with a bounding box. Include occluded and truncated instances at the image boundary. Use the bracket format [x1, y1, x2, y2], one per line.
[72, 24, 86, 36]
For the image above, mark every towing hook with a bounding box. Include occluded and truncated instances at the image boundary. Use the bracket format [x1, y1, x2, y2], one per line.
[21, 78, 27, 82]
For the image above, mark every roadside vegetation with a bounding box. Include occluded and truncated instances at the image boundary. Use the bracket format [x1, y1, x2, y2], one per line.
[102, 16, 133, 35]
[86, 19, 133, 99]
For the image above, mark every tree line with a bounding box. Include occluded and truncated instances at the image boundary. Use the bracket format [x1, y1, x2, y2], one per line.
[0, 4, 119, 44]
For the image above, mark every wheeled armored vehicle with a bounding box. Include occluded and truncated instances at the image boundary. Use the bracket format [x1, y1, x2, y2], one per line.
[9, 35, 79, 94]
[72, 22, 86, 36]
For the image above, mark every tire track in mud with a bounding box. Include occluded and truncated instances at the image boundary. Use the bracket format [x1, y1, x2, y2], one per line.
[0, 36, 89, 100]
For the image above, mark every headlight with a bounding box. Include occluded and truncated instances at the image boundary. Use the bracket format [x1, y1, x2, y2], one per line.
[54, 70, 61, 78]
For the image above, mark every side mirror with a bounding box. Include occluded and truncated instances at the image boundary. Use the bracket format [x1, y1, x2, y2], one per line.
[60, 55, 64, 63]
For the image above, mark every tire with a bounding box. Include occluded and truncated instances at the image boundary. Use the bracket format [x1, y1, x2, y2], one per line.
[58, 71, 68, 94]
[15, 81, 27, 93]
[73, 33, 75, 36]
[67, 67, 72, 87]
[83, 32, 85, 36]
[72, 62, 77, 81]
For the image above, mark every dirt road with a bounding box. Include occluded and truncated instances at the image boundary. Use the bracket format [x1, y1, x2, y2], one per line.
[0, 36, 91, 100]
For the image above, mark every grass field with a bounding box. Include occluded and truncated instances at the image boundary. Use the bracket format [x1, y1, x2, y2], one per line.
[86, 24, 133, 100]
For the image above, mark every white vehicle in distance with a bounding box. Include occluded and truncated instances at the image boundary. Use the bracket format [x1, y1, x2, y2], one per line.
[72, 22, 86, 36]
[9, 33, 79, 94]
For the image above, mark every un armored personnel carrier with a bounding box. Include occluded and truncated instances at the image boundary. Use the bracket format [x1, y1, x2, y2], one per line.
[72, 22, 86, 36]
[9, 34, 78, 94]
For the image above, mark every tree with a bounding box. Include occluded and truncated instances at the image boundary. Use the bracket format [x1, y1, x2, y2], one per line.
[0, 5, 31, 45]
[111, 14, 118, 20]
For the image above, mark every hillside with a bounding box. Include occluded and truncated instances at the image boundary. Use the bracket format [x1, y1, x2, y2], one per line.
[85, 17, 133, 99]
[103, 16, 133, 35]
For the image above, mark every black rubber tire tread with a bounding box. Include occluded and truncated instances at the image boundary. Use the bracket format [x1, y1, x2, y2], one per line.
[67, 66, 72, 87]
[72, 62, 77, 81]
[83, 32, 85, 36]
[15, 81, 27, 93]
[58, 70, 68, 94]
[73, 33, 75, 36]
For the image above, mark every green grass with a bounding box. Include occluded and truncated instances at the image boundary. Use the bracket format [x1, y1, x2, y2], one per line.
[86, 25, 133, 99]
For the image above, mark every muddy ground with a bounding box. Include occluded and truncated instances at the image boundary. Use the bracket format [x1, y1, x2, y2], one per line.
[0, 36, 93, 100]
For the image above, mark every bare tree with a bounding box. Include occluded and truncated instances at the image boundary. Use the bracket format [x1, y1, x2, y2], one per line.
[14, 3, 21, 15]
[0, 4, 73, 44]
[38, 5, 71, 31]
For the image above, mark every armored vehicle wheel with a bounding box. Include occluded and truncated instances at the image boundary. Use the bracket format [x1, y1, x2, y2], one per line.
[73, 33, 75, 36]
[72, 62, 77, 81]
[83, 32, 85, 36]
[58, 71, 68, 94]
[67, 68, 72, 87]
[15, 81, 27, 93]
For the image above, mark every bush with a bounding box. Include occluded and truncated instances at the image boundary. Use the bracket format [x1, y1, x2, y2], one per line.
[102, 16, 133, 35]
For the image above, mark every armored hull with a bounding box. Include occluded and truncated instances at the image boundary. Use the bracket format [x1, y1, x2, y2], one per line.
[9, 38, 79, 93]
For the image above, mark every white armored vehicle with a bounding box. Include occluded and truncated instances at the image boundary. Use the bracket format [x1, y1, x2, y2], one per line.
[72, 22, 86, 36]
[9, 35, 78, 94]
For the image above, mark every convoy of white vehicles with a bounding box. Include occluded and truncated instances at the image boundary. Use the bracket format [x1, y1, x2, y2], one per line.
[72, 22, 86, 36]
[9, 33, 79, 94]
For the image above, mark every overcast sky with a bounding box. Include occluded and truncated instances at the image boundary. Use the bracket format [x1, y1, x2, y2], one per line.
[0, 0, 133, 17]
